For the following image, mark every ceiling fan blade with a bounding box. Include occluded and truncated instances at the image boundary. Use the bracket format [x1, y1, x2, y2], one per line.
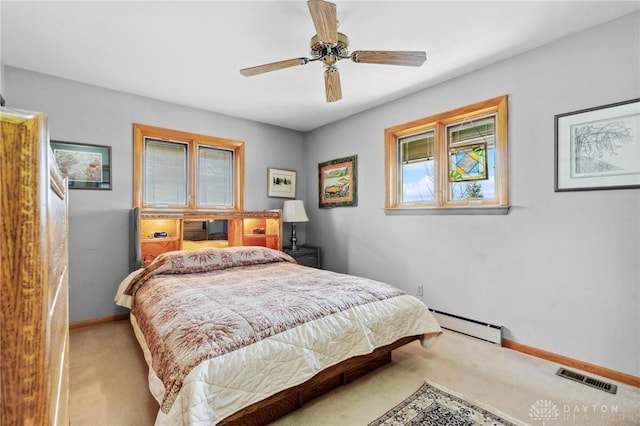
[308, 0, 338, 46]
[350, 51, 427, 67]
[240, 58, 309, 77]
[324, 67, 342, 102]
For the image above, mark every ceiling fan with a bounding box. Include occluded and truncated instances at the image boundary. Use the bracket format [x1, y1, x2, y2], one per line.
[239, 0, 427, 103]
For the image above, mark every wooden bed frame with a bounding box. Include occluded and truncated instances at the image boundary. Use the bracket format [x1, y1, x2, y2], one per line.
[219, 335, 420, 425]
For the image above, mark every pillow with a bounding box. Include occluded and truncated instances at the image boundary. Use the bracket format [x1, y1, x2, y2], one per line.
[122, 246, 295, 299]
[148, 245, 295, 275]
[114, 268, 143, 309]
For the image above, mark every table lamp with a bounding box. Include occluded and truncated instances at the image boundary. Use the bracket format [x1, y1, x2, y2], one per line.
[282, 200, 309, 251]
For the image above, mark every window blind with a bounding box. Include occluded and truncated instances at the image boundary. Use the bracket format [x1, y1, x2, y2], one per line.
[197, 145, 234, 207]
[448, 116, 495, 148]
[144, 139, 187, 205]
[400, 130, 435, 164]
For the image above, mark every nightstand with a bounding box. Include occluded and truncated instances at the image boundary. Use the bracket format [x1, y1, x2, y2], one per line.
[284, 245, 321, 269]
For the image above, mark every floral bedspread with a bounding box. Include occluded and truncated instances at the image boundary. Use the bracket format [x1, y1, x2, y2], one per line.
[118, 246, 442, 424]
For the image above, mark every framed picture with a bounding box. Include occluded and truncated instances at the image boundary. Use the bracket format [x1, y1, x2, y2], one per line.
[267, 168, 296, 198]
[318, 155, 357, 208]
[555, 98, 640, 192]
[50, 141, 112, 190]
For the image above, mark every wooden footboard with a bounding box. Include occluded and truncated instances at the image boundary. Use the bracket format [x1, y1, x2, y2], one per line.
[219, 335, 420, 426]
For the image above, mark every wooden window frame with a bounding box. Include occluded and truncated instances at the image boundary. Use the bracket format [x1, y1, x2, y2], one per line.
[133, 123, 244, 212]
[384, 95, 509, 214]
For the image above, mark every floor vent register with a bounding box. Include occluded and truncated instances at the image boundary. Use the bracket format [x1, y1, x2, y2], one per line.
[556, 367, 617, 394]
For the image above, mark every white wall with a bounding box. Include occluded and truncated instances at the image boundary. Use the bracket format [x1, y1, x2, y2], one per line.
[4, 10, 637, 377]
[304, 12, 640, 376]
[4, 68, 306, 322]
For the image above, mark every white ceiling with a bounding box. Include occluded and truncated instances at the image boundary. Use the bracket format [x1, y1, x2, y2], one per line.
[2, 1, 639, 132]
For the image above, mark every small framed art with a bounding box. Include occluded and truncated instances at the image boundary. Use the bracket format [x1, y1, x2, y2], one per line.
[318, 155, 357, 208]
[50, 141, 112, 189]
[267, 168, 296, 198]
[555, 98, 640, 191]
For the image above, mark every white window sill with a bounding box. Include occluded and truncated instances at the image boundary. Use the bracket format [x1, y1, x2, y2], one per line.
[384, 206, 510, 216]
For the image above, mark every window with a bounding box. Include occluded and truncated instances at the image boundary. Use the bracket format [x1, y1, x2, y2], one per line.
[133, 124, 244, 211]
[385, 95, 508, 212]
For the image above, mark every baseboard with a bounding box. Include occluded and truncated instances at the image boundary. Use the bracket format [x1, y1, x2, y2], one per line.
[502, 339, 640, 388]
[69, 313, 129, 329]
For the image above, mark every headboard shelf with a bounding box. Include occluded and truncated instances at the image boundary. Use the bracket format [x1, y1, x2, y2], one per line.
[132, 209, 283, 268]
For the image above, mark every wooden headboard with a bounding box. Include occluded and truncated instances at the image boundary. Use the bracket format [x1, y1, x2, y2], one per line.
[131, 208, 282, 269]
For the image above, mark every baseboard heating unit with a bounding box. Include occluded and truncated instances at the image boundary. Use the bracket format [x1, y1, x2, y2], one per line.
[430, 310, 502, 345]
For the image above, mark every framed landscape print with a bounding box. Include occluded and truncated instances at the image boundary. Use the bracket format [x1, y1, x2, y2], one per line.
[318, 155, 357, 208]
[555, 98, 640, 191]
[50, 141, 112, 189]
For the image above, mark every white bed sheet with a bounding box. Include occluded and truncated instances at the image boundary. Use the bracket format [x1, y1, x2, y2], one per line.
[128, 294, 441, 425]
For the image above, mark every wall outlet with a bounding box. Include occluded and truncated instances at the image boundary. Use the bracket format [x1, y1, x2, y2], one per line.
[417, 285, 423, 296]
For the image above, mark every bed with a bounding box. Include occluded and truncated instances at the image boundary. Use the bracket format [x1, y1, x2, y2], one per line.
[115, 245, 442, 425]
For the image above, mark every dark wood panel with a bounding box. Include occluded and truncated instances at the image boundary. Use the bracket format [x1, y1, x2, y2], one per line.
[284, 245, 320, 268]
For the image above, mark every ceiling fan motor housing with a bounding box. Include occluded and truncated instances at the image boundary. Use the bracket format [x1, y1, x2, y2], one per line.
[311, 32, 350, 66]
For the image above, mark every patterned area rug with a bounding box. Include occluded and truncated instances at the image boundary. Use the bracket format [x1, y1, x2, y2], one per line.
[368, 380, 526, 426]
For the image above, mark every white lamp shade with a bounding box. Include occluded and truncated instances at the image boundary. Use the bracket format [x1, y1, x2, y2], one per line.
[282, 200, 309, 223]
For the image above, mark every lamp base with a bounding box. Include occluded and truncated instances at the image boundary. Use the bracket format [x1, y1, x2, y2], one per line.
[290, 223, 299, 251]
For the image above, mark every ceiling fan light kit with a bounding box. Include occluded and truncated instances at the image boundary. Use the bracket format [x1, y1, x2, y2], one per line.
[240, 0, 427, 103]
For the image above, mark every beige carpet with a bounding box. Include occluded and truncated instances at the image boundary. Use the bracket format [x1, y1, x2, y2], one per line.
[69, 320, 640, 425]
